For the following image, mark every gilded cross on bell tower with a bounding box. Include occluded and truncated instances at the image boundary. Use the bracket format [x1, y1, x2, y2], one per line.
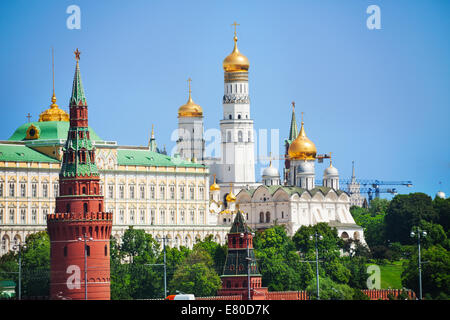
[187, 77, 192, 95]
[231, 21, 240, 37]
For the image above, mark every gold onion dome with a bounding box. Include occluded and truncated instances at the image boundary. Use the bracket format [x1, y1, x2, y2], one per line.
[223, 35, 249, 73]
[178, 78, 203, 118]
[38, 93, 69, 122]
[288, 116, 317, 161]
[210, 174, 220, 191]
[226, 184, 236, 202]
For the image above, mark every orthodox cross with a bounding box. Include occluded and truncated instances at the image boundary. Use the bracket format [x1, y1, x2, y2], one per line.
[231, 21, 240, 37]
[187, 77, 192, 95]
[26, 113, 32, 123]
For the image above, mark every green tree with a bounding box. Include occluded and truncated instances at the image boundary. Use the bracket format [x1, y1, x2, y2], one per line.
[161, 245, 191, 287]
[169, 248, 221, 297]
[110, 227, 162, 299]
[385, 193, 438, 244]
[293, 223, 353, 285]
[254, 225, 313, 291]
[417, 220, 448, 249]
[292, 223, 343, 260]
[193, 235, 227, 274]
[433, 196, 450, 231]
[368, 198, 390, 216]
[306, 276, 366, 300]
[350, 205, 386, 247]
[0, 231, 51, 298]
[401, 245, 450, 299]
[21, 231, 50, 298]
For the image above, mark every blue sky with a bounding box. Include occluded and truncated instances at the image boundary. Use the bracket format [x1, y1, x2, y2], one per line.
[0, 0, 449, 200]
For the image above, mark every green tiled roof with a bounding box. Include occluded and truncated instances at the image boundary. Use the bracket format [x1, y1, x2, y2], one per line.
[229, 210, 250, 234]
[8, 121, 102, 142]
[0, 144, 59, 163]
[70, 60, 87, 106]
[117, 148, 204, 168]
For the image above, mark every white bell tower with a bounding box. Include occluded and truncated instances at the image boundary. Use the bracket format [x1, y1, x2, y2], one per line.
[218, 22, 255, 187]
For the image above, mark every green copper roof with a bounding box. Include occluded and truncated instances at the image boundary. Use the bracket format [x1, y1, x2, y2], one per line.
[0, 144, 59, 163]
[70, 61, 87, 106]
[8, 121, 102, 142]
[117, 149, 205, 168]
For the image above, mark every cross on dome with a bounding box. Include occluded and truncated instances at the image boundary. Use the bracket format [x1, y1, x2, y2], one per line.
[231, 21, 240, 37]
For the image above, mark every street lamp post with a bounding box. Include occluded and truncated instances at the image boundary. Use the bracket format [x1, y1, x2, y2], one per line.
[12, 243, 27, 300]
[77, 233, 93, 300]
[410, 227, 427, 300]
[146, 236, 171, 299]
[158, 236, 170, 298]
[240, 231, 255, 300]
[310, 232, 323, 300]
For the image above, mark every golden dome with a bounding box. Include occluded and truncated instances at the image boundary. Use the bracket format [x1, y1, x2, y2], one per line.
[210, 174, 220, 191]
[226, 184, 236, 202]
[38, 94, 69, 122]
[178, 78, 203, 118]
[288, 117, 317, 161]
[223, 35, 249, 73]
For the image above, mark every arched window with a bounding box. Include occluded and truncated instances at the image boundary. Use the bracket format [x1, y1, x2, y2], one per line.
[82, 187, 86, 194]
[227, 131, 232, 142]
[83, 203, 88, 213]
[259, 212, 264, 223]
[266, 212, 271, 223]
[229, 114, 232, 120]
[66, 203, 71, 213]
[238, 131, 243, 142]
[238, 114, 241, 119]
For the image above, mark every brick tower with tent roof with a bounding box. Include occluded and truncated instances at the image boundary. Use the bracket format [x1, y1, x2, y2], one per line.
[47, 49, 113, 300]
[217, 210, 268, 300]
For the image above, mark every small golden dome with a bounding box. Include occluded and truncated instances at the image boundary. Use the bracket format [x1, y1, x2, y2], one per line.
[178, 78, 203, 118]
[223, 36, 249, 73]
[210, 174, 220, 191]
[226, 184, 236, 202]
[288, 119, 317, 161]
[38, 94, 69, 122]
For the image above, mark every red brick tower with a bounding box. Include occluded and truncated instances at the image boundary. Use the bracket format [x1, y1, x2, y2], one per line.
[47, 49, 113, 300]
[217, 210, 267, 300]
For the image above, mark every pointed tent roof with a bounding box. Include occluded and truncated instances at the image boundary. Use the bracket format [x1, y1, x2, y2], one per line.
[229, 210, 250, 234]
[288, 102, 298, 142]
[70, 49, 87, 107]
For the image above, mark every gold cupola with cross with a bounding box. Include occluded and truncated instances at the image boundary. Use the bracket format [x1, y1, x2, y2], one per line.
[288, 112, 317, 160]
[223, 22, 250, 73]
[178, 78, 203, 118]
